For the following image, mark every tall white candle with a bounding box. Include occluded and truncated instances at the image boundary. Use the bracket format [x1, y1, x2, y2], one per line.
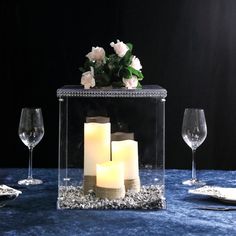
[96, 161, 124, 189]
[84, 122, 111, 176]
[112, 140, 139, 180]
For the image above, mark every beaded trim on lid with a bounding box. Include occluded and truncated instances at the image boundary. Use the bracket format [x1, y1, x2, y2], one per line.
[57, 85, 167, 98]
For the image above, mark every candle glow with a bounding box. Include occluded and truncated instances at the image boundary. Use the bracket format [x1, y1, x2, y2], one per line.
[96, 161, 124, 189]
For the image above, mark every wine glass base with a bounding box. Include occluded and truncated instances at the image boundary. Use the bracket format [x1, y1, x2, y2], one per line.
[18, 178, 43, 185]
[182, 179, 206, 186]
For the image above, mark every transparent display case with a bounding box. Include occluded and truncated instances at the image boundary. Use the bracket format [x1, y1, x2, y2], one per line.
[57, 85, 167, 210]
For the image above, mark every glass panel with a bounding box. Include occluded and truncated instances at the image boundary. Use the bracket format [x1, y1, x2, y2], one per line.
[57, 85, 167, 210]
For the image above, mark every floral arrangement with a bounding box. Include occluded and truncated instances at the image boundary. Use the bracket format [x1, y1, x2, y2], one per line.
[79, 40, 144, 89]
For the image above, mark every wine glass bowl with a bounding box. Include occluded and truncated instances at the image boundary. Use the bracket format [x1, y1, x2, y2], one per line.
[182, 108, 207, 186]
[18, 108, 44, 185]
[19, 127, 44, 148]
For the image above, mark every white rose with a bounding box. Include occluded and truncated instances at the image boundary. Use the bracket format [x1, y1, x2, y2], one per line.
[86, 47, 105, 63]
[110, 39, 129, 57]
[122, 76, 138, 89]
[130, 56, 142, 71]
[81, 71, 95, 89]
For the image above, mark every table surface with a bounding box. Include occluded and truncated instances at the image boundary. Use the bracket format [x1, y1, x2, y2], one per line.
[0, 169, 235, 236]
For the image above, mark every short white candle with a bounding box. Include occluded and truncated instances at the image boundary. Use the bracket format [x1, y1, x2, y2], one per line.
[84, 122, 111, 176]
[112, 140, 139, 180]
[96, 161, 124, 189]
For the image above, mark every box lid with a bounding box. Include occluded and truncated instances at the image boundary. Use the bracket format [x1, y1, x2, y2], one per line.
[57, 85, 167, 98]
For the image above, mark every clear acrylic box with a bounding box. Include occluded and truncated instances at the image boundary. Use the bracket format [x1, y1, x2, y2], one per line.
[57, 85, 167, 210]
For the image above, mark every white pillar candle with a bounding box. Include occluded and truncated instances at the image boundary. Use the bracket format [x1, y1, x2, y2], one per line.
[96, 161, 124, 189]
[112, 140, 139, 180]
[84, 122, 111, 176]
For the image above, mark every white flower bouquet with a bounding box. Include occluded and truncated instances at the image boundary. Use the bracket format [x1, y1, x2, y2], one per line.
[79, 40, 144, 89]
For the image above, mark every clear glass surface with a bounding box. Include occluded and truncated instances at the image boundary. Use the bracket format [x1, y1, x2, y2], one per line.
[57, 85, 167, 209]
[18, 108, 44, 185]
[182, 108, 207, 186]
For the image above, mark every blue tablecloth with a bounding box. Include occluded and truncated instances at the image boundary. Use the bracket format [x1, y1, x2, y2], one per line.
[0, 169, 235, 236]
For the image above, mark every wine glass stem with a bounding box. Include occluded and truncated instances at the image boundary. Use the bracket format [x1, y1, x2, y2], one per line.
[192, 149, 196, 180]
[28, 147, 33, 179]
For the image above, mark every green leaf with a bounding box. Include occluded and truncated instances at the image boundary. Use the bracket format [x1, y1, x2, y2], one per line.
[136, 81, 142, 88]
[126, 43, 133, 52]
[95, 71, 111, 87]
[120, 50, 132, 66]
[128, 66, 144, 79]
[119, 67, 132, 79]
[137, 72, 144, 80]
[107, 54, 120, 72]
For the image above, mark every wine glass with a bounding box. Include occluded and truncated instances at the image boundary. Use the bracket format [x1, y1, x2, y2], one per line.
[18, 108, 44, 185]
[182, 108, 207, 186]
